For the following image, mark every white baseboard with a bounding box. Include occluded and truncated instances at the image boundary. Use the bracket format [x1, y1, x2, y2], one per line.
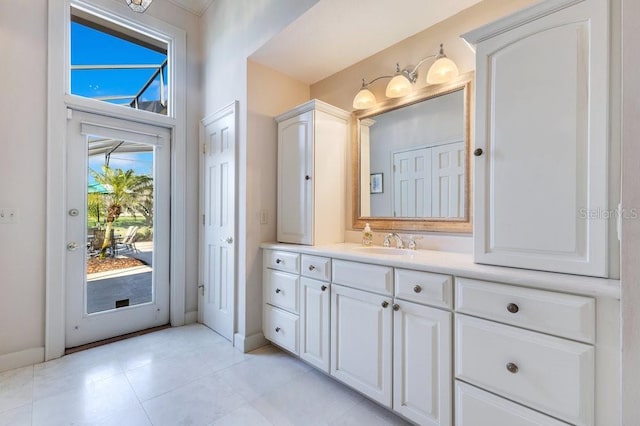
[0, 347, 45, 373]
[184, 310, 198, 324]
[234, 332, 268, 353]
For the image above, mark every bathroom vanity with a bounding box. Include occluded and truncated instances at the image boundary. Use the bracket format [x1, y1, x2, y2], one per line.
[265, 0, 619, 424]
[261, 243, 619, 426]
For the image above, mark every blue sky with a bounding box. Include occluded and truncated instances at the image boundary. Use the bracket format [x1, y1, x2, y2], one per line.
[71, 21, 167, 104]
[72, 21, 160, 184]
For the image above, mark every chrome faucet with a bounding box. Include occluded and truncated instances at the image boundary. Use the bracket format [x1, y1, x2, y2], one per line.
[383, 233, 404, 249]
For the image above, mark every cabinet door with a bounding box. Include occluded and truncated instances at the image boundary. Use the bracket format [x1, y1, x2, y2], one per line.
[299, 277, 330, 372]
[277, 110, 314, 244]
[472, 0, 609, 276]
[394, 301, 452, 426]
[331, 284, 393, 407]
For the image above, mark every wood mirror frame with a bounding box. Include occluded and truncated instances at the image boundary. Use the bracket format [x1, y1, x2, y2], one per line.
[351, 72, 473, 233]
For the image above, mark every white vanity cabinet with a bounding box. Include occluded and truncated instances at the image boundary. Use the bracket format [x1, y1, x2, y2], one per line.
[275, 100, 350, 245]
[262, 250, 301, 354]
[455, 278, 596, 426]
[331, 260, 394, 406]
[393, 268, 453, 426]
[462, 0, 610, 277]
[299, 255, 331, 372]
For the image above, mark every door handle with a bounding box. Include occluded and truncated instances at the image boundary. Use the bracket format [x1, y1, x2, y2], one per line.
[67, 242, 79, 251]
[220, 237, 233, 244]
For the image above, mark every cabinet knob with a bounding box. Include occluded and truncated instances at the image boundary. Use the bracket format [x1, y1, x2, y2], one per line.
[392, 303, 400, 311]
[506, 362, 519, 374]
[275, 327, 281, 333]
[321, 285, 327, 291]
[275, 258, 282, 264]
[275, 288, 281, 294]
[473, 148, 483, 157]
[507, 303, 519, 314]
[381, 301, 389, 308]
[413, 285, 422, 293]
[305, 175, 311, 181]
[308, 265, 316, 271]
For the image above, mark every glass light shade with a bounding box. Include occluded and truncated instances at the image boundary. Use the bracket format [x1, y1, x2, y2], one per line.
[353, 88, 377, 110]
[126, 0, 153, 12]
[385, 74, 412, 98]
[426, 57, 459, 84]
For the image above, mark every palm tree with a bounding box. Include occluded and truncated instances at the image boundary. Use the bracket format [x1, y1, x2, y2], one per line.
[91, 166, 153, 258]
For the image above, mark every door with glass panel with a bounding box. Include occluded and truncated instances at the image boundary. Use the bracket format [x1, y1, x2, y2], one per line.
[65, 110, 170, 348]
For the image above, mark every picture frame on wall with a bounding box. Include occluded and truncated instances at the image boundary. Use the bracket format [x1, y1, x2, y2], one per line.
[370, 173, 383, 194]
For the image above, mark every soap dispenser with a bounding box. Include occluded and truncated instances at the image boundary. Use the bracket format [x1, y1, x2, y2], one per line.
[362, 223, 373, 246]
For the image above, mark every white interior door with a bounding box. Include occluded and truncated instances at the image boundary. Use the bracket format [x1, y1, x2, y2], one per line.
[200, 103, 237, 341]
[431, 141, 465, 218]
[393, 148, 431, 217]
[65, 110, 170, 348]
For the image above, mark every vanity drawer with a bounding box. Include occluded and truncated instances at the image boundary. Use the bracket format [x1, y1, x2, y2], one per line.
[332, 259, 393, 295]
[395, 269, 452, 309]
[264, 269, 299, 313]
[455, 277, 595, 343]
[264, 250, 300, 274]
[455, 381, 569, 426]
[455, 315, 594, 426]
[263, 305, 299, 354]
[301, 255, 331, 281]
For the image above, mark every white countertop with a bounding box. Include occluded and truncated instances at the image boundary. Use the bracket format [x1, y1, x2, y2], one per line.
[260, 242, 621, 299]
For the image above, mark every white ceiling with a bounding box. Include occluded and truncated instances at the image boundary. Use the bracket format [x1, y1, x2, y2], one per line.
[167, 0, 214, 16]
[250, 0, 483, 84]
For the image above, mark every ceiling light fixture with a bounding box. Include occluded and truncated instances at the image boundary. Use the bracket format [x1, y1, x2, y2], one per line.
[352, 43, 459, 110]
[126, 0, 153, 13]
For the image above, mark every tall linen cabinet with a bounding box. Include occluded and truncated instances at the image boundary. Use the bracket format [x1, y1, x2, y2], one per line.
[275, 100, 350, 245]
[463, 0, 610, 277]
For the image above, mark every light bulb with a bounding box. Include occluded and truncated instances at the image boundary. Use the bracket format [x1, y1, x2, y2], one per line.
[353, 88, 377, 110]
[385, 74, 411, 98]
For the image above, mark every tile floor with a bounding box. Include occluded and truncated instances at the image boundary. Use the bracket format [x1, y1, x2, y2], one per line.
[0, 324, 410, 426]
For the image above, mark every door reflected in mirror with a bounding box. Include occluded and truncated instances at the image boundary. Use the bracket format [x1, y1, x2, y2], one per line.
[353, 73, 472, 233]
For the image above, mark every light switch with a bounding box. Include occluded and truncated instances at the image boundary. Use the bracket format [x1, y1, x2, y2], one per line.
[259, 209, 268, 225]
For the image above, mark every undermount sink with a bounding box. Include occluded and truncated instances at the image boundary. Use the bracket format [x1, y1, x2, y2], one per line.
[354, 246, 415, 256]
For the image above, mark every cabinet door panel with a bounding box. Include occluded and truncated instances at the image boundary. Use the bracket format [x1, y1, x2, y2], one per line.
[472, 0, 608, 276]
[394, 301, 452, 426]
[331, 284, 392, 407]
[277, 111, 313, 244]
[299, 277, 330, 372]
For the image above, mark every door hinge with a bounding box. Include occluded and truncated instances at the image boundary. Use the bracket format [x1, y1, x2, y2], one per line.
[202, 214, 205, 225]
[393, 164, 396, 172]
[202, 143, 206, 155]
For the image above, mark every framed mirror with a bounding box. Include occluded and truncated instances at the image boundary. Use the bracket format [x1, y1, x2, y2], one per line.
[352, 72, 473, 233]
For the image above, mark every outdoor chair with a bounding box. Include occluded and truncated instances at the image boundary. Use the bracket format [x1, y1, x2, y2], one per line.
[117, 226, 139, 253]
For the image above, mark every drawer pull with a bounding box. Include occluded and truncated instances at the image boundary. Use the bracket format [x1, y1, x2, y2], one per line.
[321, 285, 327, 292]
[507, 303, 520, 314]
[308, 265, 316, 271]
[275, 327, 281, 333]
[506, 362, 519, 374]
[275, 288, 281, 294]
[382, 301, 389, 308]
[413, 285, 422, 293]
[393, 303, 400, 311]
[275, 258, 283, 264]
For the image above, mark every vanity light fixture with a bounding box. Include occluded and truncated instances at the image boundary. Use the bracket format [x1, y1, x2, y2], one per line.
[352, 43, 459, 109]
[126, 0, 153, 13]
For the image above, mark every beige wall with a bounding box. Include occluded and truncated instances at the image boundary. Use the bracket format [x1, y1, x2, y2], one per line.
[621, 0, 640, 421]
[246, 60, 310, 340]
[0, 0, 201, 368]
[201, 0, 318, 345]
[0, 0, 48, 359]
